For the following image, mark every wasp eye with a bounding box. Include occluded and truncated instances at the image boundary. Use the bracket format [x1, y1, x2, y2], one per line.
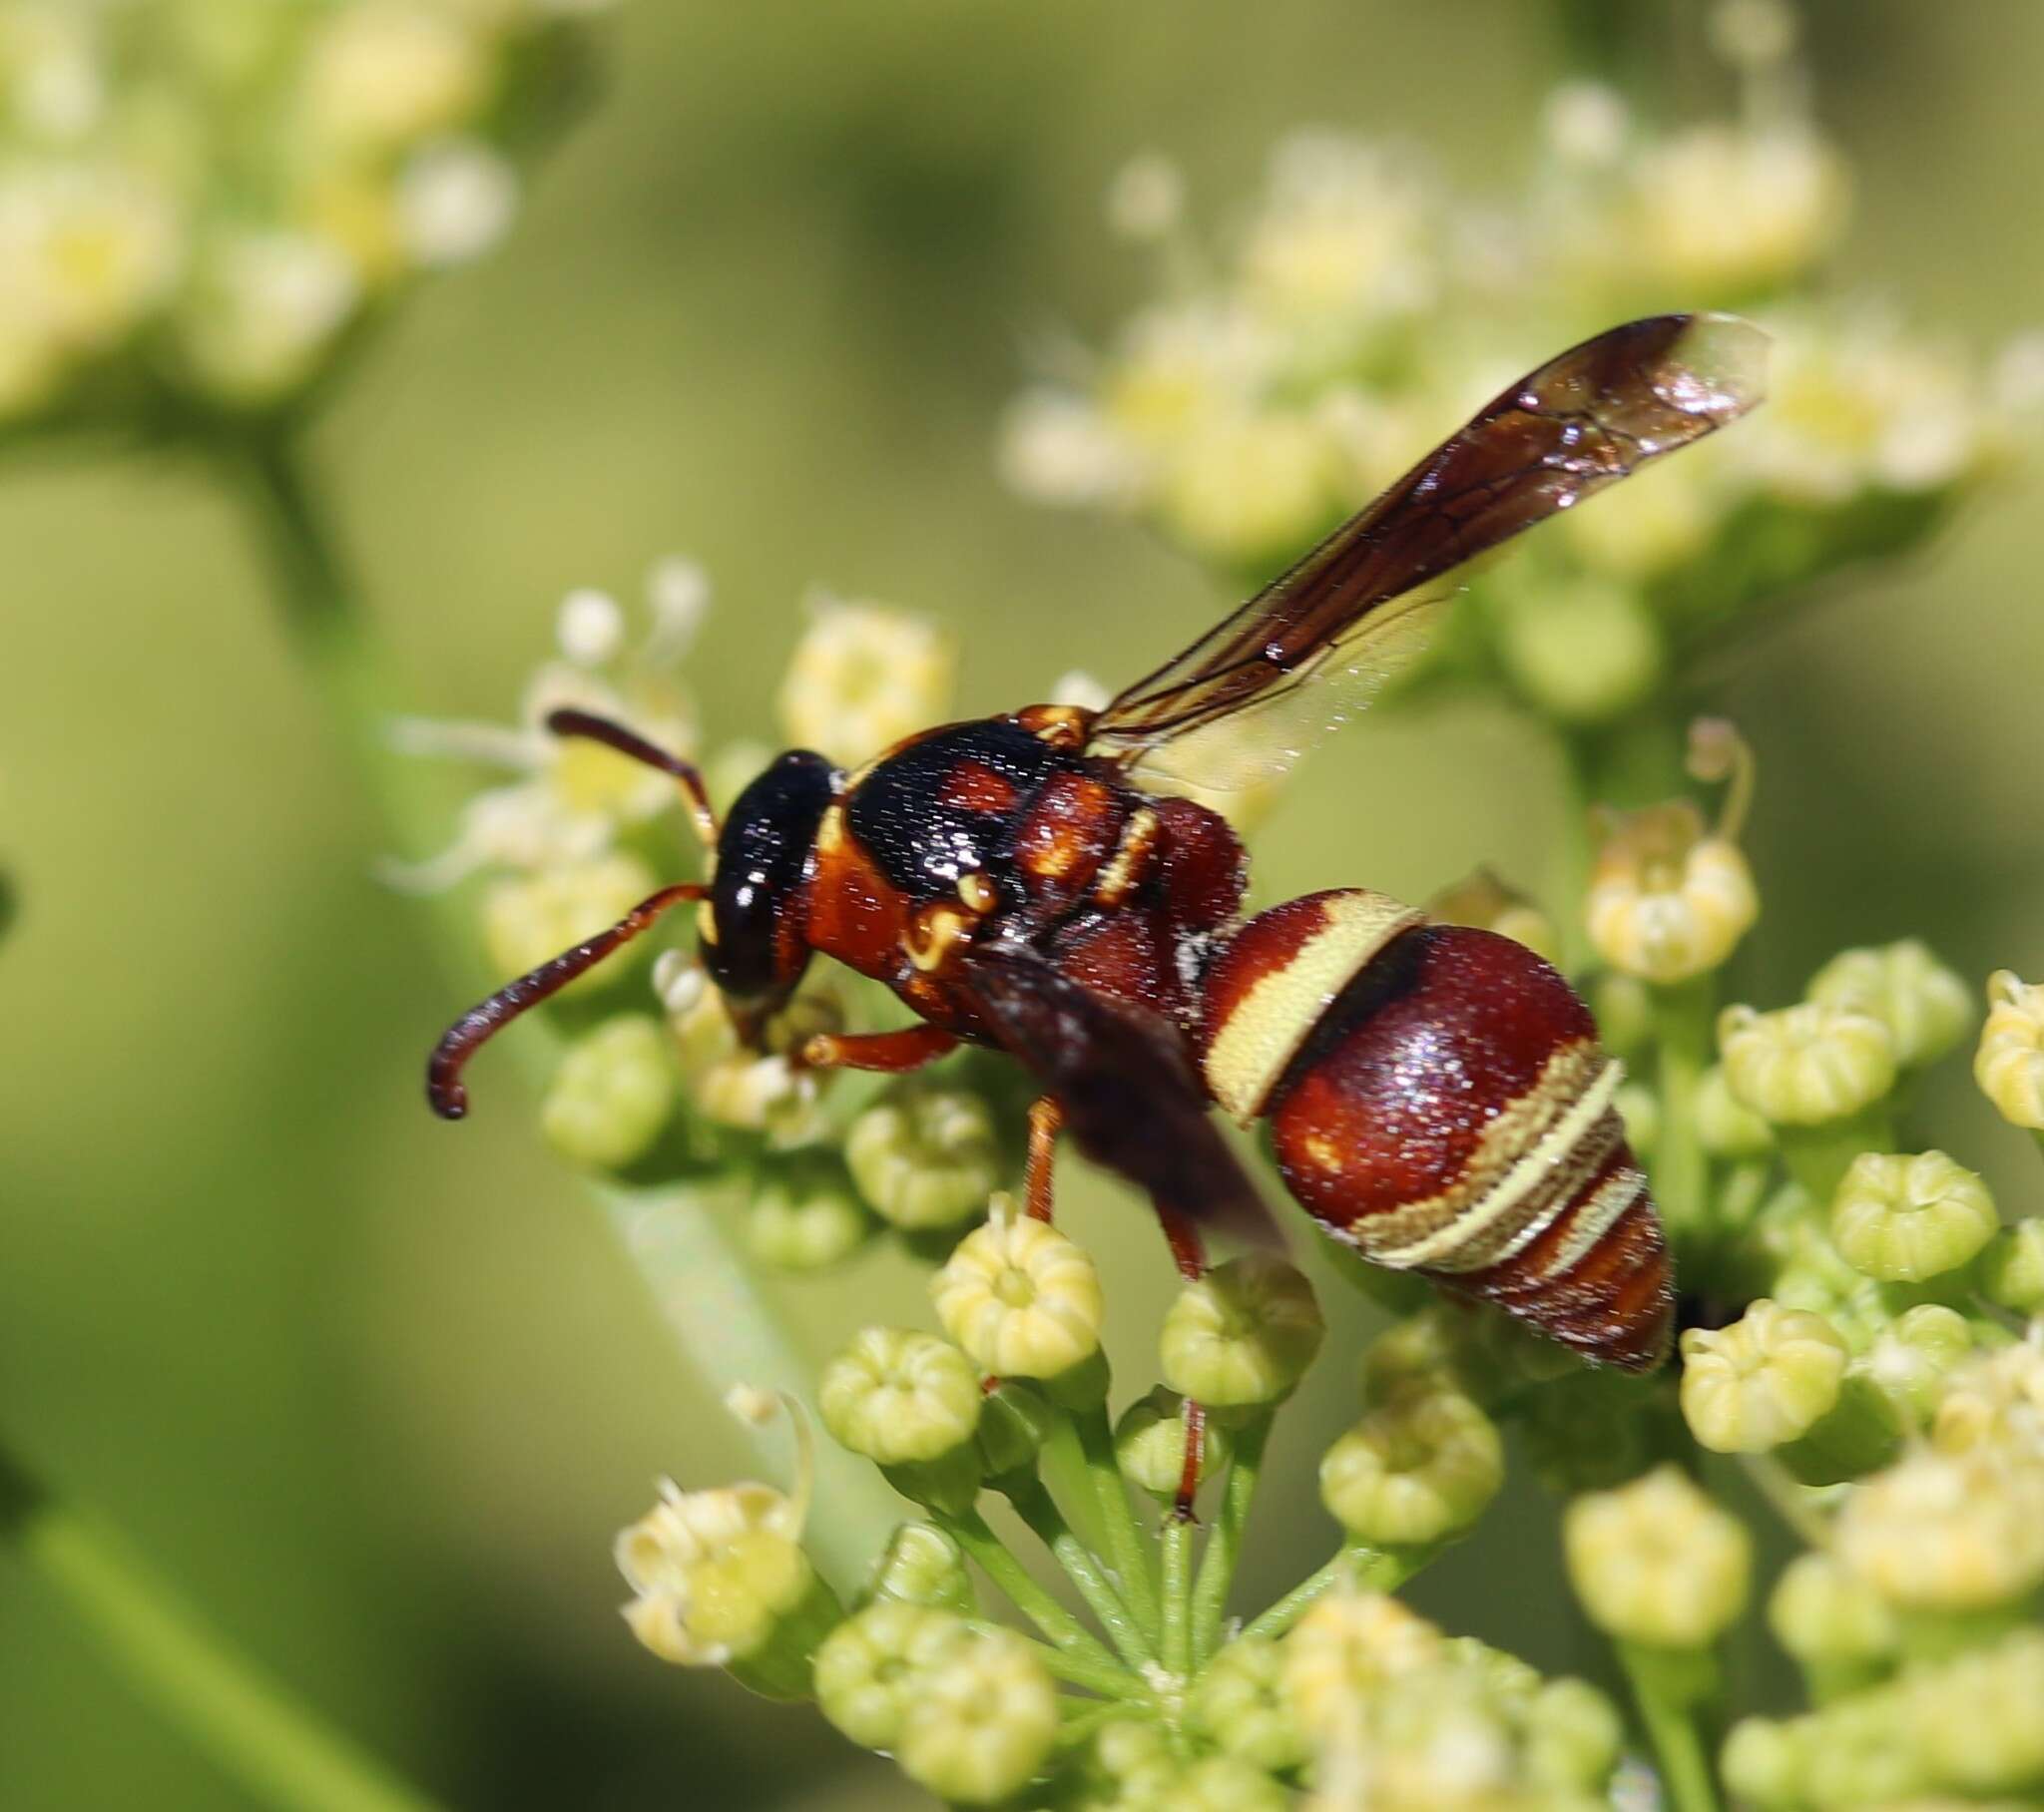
[703, 749, 836, 1003]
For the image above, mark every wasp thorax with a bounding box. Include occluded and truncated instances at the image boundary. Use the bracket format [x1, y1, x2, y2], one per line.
[1197, 889, 1671, 1371]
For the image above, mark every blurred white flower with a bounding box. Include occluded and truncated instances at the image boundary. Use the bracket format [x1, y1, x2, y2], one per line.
[396, 138, 518, 266]
[175, 228, 359, 404]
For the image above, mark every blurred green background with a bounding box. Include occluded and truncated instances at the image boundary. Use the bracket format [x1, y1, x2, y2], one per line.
[4, 3, 2042, 1806]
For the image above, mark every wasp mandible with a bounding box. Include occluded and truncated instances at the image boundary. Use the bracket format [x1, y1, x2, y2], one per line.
[429, 314, 1766, 1402]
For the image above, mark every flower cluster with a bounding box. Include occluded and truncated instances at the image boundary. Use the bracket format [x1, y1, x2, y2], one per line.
[0, 0, 607, 432]
[1000, 17, 2020, 746]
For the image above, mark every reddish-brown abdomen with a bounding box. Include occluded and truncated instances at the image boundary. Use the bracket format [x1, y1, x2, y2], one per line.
[1199, 895, 1672, 1370]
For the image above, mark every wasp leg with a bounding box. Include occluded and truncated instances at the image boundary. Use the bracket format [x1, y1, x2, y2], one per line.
[799, 1025, 958, 1074]
[1023, 1097, 1065, 1222]
[1156, 1203, 1210, 1522]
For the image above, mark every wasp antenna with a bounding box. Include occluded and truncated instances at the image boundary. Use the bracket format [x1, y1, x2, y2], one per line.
[545, 707, 721, 851]
[426, 880, 708, 1120]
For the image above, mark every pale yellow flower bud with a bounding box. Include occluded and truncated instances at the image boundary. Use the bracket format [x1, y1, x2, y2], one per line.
[1587, 802, 1757, 983]
[1975, 970, 2044, 1129]
[746, 1162, 875, 1272]
[776, 598, 954, 767]
[845, 1090, 1000, 1231]
[1903, 1629, 2044, 1795]
[482, 852, 657, 993]
[306, 3, 487, 153]
[895, 1624, 1057, 1805]
[1680, 1300, 1847, 1453]
[1837, 1448, 2044, 1611]
[1318, 1388, 1504, 1545]
[1498, 578, 1665, 724]
[1114, 1387, 1232, 1502]
[1283, 1590, 1445, 1740]
[1159, 408, 1342, 572]
[1161, 1254, 1324, 1406]
[1981, 1220, 2044, 1316]
[1191, 1634, 1309, 1774]
[1806, 941, 1973, 1071]
[1630, 125, 1848, 300]
[818, 1327, 980, 1466]
[930, 1201, 1103, 1379]
[1720, 1001, 1896, 1127]
[1767, 1553, 1898, 1665]
[814, 1600, 969, 1748]
[540, 1014, 677, 1168]
[1564, 1466, 1751, 1647]
[1862, 1304, 1975, 1425]
[1830, 1150, 1998, 1283]
[863, 1521, 975, 1617]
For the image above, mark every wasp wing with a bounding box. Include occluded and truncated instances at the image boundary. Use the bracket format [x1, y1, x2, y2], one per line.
[963, 951, 1281, 1253]
[1088, 313, 1767, 774]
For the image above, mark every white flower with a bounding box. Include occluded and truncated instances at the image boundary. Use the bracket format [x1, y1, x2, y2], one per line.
[1105, 150, 1185, 241]
[176, 228, 360, 405]
[0, 161, 181, 360]
[305, 2, 489, 153]
[776, 596, 954, 766]
[998, 388, 1145, 509]
[1629, 125, 1848, 299]
[396, 139, 519, 266]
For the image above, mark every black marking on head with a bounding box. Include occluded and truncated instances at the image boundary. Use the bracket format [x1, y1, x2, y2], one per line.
[704, 749, 836, 1002]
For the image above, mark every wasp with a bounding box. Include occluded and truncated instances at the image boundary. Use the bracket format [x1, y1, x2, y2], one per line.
[429, 314, 1765, 1422]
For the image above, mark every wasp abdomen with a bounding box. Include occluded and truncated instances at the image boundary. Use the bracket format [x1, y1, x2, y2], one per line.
[1198, 890, 1672, 1371]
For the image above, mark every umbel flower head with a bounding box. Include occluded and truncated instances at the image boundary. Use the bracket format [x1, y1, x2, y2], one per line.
[0, 0, 611, 430]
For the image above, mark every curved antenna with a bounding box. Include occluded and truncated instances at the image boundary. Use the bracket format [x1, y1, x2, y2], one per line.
[427, 881, 708, 1120]
[545, 707, 720, 850]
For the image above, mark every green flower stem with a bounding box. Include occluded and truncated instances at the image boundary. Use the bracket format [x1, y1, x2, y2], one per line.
[1159, 1516, 1195, 1678]
[1617, 1641, 1723, 1812]
[2, 1445, 437, 1812]
[1189, 1411, 1271, 1668]
[1074, 1406, 1161, 1642]
[967, 1623, 1145, 1702]
[1238, 1540, 1436, 1643]
[214, 426, 900, 1589]
[1652, 978, 1714, 1239]
[2031, 1131, 2044, 1169]
[1735, 1453, 1833, 1552]
[1054, 1697, 1151, 1753]
[1001, 1482, 1158, 1670]
[937, 1508, 1126, 1679]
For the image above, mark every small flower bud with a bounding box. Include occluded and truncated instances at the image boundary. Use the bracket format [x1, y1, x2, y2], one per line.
[1564, 1466, 1751, 1648]
[1721, 1716, 1809, 1809]
[540, 1014, 677, 1168]
[845, 1090, 1001, 1231]
[1980, 1219, 2044, 1315]
[1861, 1303, 1975, 1425]
[1161, 1255, 1325, 1406]
[1498, 578, 1666, 724]
[863, 1521, 975, 1617]
[1191, 1634, 1309, 1774]
[1806, 940, 1973, 1071]
[1680, 1300, 1847, 1453]
[1176, 1756, 1288, 1812]
[1427, 867, 1562, 967]
[745, 1160, 876, 1271]
[1359, 1307, 1471, 1408]
[1283, 1590, 1445, 1740]
[1592, 972, 1655, 1061]
[894, 1623, 1057, 1805]
[931, 1201, 1104, 1379]
[1719, 1001, 1896, 1126]
[1114, 1387, 1232, 1502]
[776, 598, 955, 768]
[482, 852, 658, 993]
[1975, 970, 2044, 1129]
[1587, 800, 1757, 984]
[818, 1327, 980, 1466]
[1829, 1150, 1998, 1283]
[1524, 1677, 1624, 1793]
[1697, 1063, 1775, 1158]
[1904, 1629, 2044, 1794]
[1318, 1388, 1504, 1545]
[1767, 1553, 1898, 1666]
[1836, 1447, 2044, 1611]
[813, 1600, 969, 1749]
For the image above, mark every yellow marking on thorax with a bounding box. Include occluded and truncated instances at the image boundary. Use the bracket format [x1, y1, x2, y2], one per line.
[1092, 807, 1160, 908]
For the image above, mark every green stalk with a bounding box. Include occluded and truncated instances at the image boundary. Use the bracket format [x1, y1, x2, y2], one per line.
[1617, 1641, 1723, 1812]
[1158, 1517, 1195, 1678]
[1073, 1406, 1161, 1643]
[1777, 1107, 1895, 1211]
[968, 1624, 1144, 1701]
[1188, 1411, 1270, 1668]
[1237, 1540, 1437, 1643]
[3, 1447, 437, 1812]
[1651, 977, 1715, 1242]
[937, 1509, 1125, 1679]
[214, 427, 899, 1588]
[1002, 1482, 1157, 1670]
